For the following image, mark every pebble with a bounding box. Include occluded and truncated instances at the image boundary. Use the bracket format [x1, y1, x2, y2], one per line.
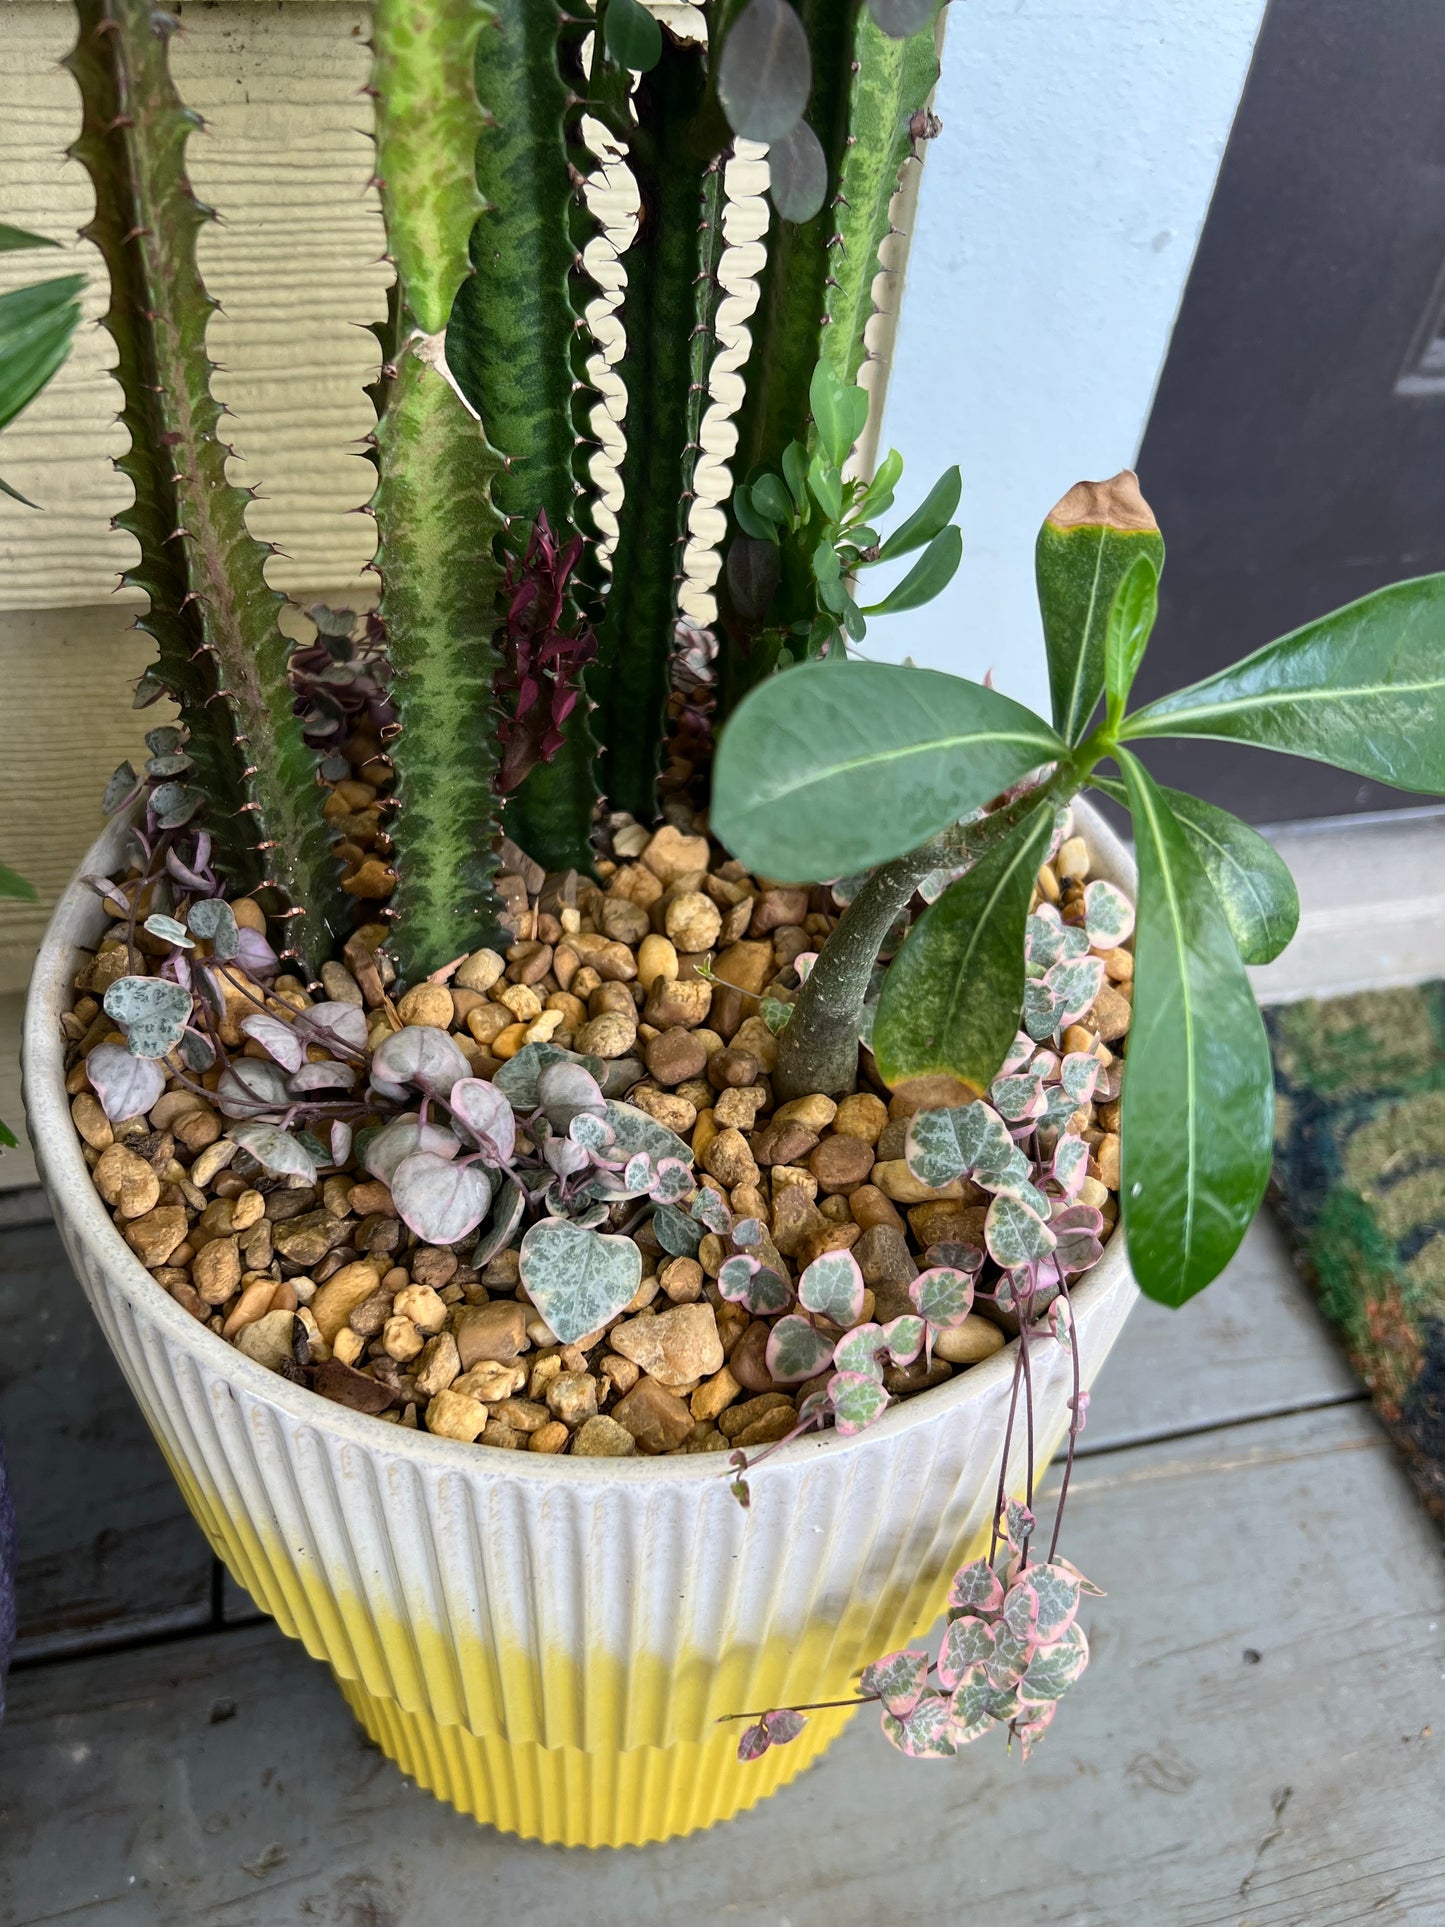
[832, 1093, 888, 1144]
[124, 1206, 188, 1267]
[809, 1134, 875, 1193]
[702, 1127, 759, 1190]
[455, 1301, 527, 1368]
[665, 891, 722, 953]
[646, 1029, 707, 1087]
[933, 1319, 1007, 1364]
[311, 1261, 386, 1344]
[636, 933, 679, 991]
[425, 1388, 489, 1443]
[547, 1371, 600, 1425]
[641, 825, 711, 885]
[870, 1160, 969, 1205]
[576, 1010, 638, 1059]
[413, 1331, 461, 1397]
[612, 1377, 694, 1453]
[642, 976, 712, 1029]
[71, 1093, 113, 1150]
[193, 1236, 243, 1306]
[728, 1319, 780, 1393]
[455, 948, 505, 993]
[1090, 984, 1132, 1043]
[563, 1412, 635, 1457]
[529, 1420, 571, 1454]
[234, 1308, 298, 1373]
[610, 1302, 723, 1389]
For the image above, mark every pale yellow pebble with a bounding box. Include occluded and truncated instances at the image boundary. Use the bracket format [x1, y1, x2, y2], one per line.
[636, 932, 679, 992]
[397, 982, 455, 1028]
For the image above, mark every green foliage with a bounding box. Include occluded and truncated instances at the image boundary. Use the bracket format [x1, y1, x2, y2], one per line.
[1116, 750, 1274, 1305]
[1035, 474, 1165, 744]
[1091, 776, 1298, 966]
[711, 659, 1063, 881]
[872, 804, 1055, 1089]
[1102, 553, 1159, 725]
[1122, 571, 1445, 795]
[371, 0, 509, 975]
[66, 0, 343, 966]
[0, 264, 84, 505]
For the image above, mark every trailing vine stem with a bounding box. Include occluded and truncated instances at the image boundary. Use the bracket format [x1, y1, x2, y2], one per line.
[774, 768, 1077, 1101]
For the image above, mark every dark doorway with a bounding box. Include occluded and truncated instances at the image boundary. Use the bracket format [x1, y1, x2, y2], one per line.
[1131, 0, 1445, 823]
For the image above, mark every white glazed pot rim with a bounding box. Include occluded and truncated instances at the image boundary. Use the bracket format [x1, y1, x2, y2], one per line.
[22, 799, 1135, 1490]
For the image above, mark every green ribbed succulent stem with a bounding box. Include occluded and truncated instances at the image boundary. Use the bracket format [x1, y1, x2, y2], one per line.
[593, 36, 724, 820]
[448, 0, 604, 871]
[821, 4, 942, 387]
[375, 343, 509, 977]
[370, 0, 509, 975]
[65, 0, 343, 964]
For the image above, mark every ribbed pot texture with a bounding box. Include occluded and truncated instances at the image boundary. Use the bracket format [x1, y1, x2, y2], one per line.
[22, 801, 1139, 1847]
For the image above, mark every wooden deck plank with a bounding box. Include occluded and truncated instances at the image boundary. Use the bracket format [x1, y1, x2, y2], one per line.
[0, 1222, 214, 1661]
[2, 1403, 1439, 1926]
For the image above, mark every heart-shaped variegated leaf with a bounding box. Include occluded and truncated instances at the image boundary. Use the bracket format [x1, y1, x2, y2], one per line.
[518, 1219, 643, 1345]
[362, 1115, 462, 1185]
[909, 1265, 975, 1329]
[84, 1042, 166, 1122]
[948, 1558, 1005, 1617]
[448, 1077, 517, 1162]
[215, 1061, 290, 1117]
[1018, 1622, 1090, 1702]
[494, 1041, 605, 1113]
[985, 1193, 1057, 1269]
[937, 1614, 996, 1689]
[1083, 878, 1135, 948]
[373, 1025, 470, 1096]
[600, 1101, 693, 1167]
[103, 976, 193, 1059]
[948, 1665, 997, 1742]
[186, 896, 240, 961]
[880, 1692, 956, 1759]
[535, 1060, 606, 1133]
[797, 1249, 865, 1327]
[239, 1012, 305, 1073]
[143, 913, 192, 949]
[391, 1152, 492, 1246]
[833, 1323, 886, 1380]
[289, 1060, 357, 1093]
[765, 1314, 837, 1384]
[228, 1121, 319, 1184]
[829, 1370, 890, 1436]
[859, 1649, 930, 1719]
[1044, 956, 1104, 1030]
[295, 1001, 367, 1054]
[652, 1204, 704, 1257]
[473, 1177, 526, 1268]
[1028, 1563, 1084, 1643]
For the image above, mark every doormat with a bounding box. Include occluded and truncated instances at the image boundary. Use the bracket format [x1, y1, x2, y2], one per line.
[1267, 983, 1445, 1522]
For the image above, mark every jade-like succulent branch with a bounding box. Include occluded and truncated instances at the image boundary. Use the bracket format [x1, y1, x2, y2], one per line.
[592, 30, 726, 819]
[67, 0, 343, 964]
[446, 0, 610, 873]
[370, 0, 510, 976]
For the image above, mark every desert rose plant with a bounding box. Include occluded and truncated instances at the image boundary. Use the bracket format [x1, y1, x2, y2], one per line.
[53, 0, 1445, 1773]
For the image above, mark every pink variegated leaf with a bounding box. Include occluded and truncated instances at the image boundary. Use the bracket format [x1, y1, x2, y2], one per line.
[990, 1071, 1048, 1123]
[985, 1193, 1056, 1269]
[938, 1613, 996, 1689]
[1002, 1029, 1036, 1074]
[731, 1216, 764, 1248]
[948, 1664, 996, 1740]
[1004, 1497, 1035, 1553]
[1028, 1562, 1084, 1642]
[1060, 1050, 1100, 1104]
[718, 1253, 759, 1303]
[828, 1370, 891, 1436]
[762, 1708, 807, 1746]
[1044, 956, 1106, 1029]
[1052, 1133, 1090, 1198]
[1083, 878, 1135, 948]
[737, 1722, 771, 1761]
[881, 1313, 925, 1367]
[1011, 1698, 1058, 1760]
[239, 1011, 305, 1072]
[985, 1621, 1035, 1691]
[880, 1692, 956, 1759]
[765, 1315, 837, 1384]
[833, 1323, 886, 1380]
[1019, 1621, 1090, 1701]
[650, 1157, 693, 1204]
[798, 1249, 866, 1326]
[947, 1558, 1005, 1617]
[1002, 1577, 1040, 1643]
[909, 1265, 974, 1329]
[1049, 1295, 1074, 1347]
[859, 1648, 930, 1718]
[1053, 1556, 1106, 1598]
[1024, 907, 1066, 967]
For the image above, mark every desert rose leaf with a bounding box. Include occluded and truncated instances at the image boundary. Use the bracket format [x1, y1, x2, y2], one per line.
[717, 0, 811, 142]
[765, 1314, 837, 1383]
[829, 1370, 891, 1435]
[102, 976, 193, 1058]
[985, 1192, 1056, 1269]
[227, 1121, 319, 1183]
[797, 1248, 865, 1326]
[1102, 551, 1160, 717]
[948, 1558, 1005, 1616]
[1092, 773, 1299, 967]
[602, 0, 661, 70]
[881, 1692, 956, 1759]
[391, 1153, 493, 1245]
[1122, 569, 1445, 796]
[909, 1265, 975, 1329]
[711, 661, 1065, 881]
[1118, 751, 1274, 1305]
[239, 1012, 305, 1073]
[84, 1042, 166, 1121]
[1019, 1621, 1090, 1701]
[362, 1115, 462, 1186]
[652, 1203, 705, 1257]
[518, 1220, 643, 1344]
[874, 803, 1055, 1089]
[1036, 472, 1165, 743]
[448, 1078, 517, 1161]
[860, 1648, 931, 1719]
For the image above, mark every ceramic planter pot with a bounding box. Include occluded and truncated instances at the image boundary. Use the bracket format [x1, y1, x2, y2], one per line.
[22, 800, 1138, 1847]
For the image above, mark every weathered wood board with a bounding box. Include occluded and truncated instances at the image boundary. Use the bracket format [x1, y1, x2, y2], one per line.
[0, 1221, 214, 1661]
[3, 1402, 1440, 1926]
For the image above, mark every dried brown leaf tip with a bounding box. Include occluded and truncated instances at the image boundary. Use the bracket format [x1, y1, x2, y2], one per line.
[1045, 470, 1158, 534]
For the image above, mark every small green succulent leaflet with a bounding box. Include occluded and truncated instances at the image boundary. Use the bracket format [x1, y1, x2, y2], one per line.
[712, 470, 1445, 1307]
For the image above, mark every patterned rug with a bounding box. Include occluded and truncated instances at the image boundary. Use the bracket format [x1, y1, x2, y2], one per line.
[1267, 984, 1445, 1522]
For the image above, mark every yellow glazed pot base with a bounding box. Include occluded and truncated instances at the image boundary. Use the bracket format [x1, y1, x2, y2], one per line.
[339, 1671, 856, 1848]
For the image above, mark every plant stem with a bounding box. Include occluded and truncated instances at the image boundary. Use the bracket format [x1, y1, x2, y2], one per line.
[774, 773, 1075, 1102]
